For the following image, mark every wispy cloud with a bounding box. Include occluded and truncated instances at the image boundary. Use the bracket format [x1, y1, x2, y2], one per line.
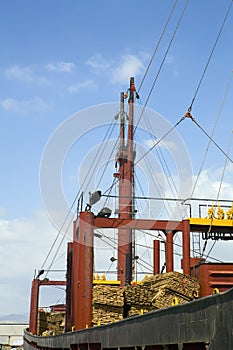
[1, 97, 50, 113]
[86, 53, 111, 73]
[145, 139, 178, 152]
[67, 79, 96, 93]
[165, 54, 179, 77]
[46, 61, 76, 73]
[0, 211, 66, 314]
[112, 54, 144, 84]
[5, 65, 34, 82]
[5, 65, 49, 84]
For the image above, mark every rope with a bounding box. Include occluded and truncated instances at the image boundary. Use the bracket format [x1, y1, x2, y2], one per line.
[202, 130, 233, 257]
[135, 117, 185, 166]
[190, 70, 233, 198]
[138, 0, 178, 92]
[216, 130, 233, 201]
[96, 136, 119, 189]
[134, 0, 189, 134]
[191, 117, 233, 163]
[40, 116, 119, 272]
[205, 241, 217, 261]
[188, 0, 233, 111]
[102, 116, 185, 196]
[41, 191, 79, 270]
[136, 103, 185, 222]
[201, 129, 233, 258]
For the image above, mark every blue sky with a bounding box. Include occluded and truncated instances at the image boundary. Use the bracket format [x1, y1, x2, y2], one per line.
[0, 0, 233, 316]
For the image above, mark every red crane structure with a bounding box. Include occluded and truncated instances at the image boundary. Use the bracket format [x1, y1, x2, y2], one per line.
[28, 77, 233, 334]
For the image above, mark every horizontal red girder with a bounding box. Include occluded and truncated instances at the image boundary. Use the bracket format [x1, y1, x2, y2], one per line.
[94, 218, 183, 232]
[38, 280, 66, 286]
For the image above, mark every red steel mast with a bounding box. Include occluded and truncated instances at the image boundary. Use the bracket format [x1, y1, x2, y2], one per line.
[117, 77, 135, 286]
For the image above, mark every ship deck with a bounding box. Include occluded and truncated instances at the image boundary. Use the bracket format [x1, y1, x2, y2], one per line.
[24, 287, 233, 350]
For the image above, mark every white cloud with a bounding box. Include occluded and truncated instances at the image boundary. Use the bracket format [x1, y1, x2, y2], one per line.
[5, 65, 34, 82]
[145, 138, 178, 152]
[112, 54, 144, 84]
[86, 53, 110, 73]
[1, 97, 50, 114]
[67, 79, 96, 93]
[0, 211, 68, 315]
[192, 165, 233, 200]
[46, 61, 76, 73]
[5, 65, 49, 84]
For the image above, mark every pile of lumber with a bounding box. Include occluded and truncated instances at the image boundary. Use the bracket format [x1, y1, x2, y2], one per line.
[92, 285, 124, 325]
[46, 312, 65, 335]
[37, 310, 49, 335]
[37, 310, 65, 335]
[124, 272, 200, 316]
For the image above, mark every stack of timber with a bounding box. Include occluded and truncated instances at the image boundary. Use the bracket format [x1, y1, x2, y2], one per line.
[124, 272, 200, 317]
[92, 285, 124, 325]
[37, 310, 65, 335]
[92, 272, 200, 324]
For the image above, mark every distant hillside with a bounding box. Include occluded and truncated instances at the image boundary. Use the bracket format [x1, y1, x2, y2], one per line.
[0, 313, 28, 323]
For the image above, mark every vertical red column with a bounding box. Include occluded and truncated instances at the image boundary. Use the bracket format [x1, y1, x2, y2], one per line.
[166, 231, 174, 272]
[65, 242, 73, 332]
[182, 220, 191, 275]
[153, 239, 160, 275]
[71, 220, 79, 330]
[29, 278, 39, 334]
[72, 212, 94, 330]
[117, 77, 135, 286]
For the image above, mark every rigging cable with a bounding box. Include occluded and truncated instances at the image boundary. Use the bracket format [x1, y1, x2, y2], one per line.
[139, 102, 180, 198]
[138, 0, 178, 92]
[188, 0, 233, 112]
[135, 116, 185, 166]
[102, 116, 185, 199]
[216, 130, 233, 202]
[96, 137, 119, 190]
[135, 103, 186, 225]
[189, 116, 233, 163]
[201, 130, 233, 258]
[134, 134, 170, 217]
[40, 116, 119, 272]
[189, 70, 233, 199]
[134, 0, 189, 134]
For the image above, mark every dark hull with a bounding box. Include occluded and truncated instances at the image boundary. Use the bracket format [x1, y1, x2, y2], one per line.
[24, 287, 233, 350]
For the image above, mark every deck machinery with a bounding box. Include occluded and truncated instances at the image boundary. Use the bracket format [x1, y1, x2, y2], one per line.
[25, 78, 233, 350]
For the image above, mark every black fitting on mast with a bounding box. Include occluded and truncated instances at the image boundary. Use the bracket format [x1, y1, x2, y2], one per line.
[128, 77, 135, 103]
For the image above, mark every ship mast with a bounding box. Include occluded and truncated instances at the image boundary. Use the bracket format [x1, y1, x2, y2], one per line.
[116, 77, 135, 286]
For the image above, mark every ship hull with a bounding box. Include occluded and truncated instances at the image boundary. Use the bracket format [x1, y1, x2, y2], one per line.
[24, 287, 233, 350]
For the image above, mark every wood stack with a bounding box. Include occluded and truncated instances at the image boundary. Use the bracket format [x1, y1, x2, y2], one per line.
[124, 272, 200, 316]
[37, 310, 65, 335]
[37, 309, 49, 335]
[46, 312, 65, 335]
[92, 285, 124, 325]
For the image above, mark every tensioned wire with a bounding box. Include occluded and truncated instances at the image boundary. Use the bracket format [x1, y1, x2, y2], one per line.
[134, 0, 189, 134]
[40, 114, 119, 272]
[40, 0, 188, 272]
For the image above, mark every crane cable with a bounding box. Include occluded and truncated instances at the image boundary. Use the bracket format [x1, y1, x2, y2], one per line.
[136, 102, 185, 224]
[40, 116, 118, 272]
[134, 0, 189, 134]
[137, 0, 178, 93]
[135, 116, 185, 166]
[189, 70, 233, 199]
[189, 116, 233, 164]
[201, 130, 233, 258]
[188, 0, 233, 113]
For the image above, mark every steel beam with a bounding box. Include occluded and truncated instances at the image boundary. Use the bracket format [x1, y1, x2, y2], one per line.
[153, 240, 160, 275]
[166, 232, 174, 272]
